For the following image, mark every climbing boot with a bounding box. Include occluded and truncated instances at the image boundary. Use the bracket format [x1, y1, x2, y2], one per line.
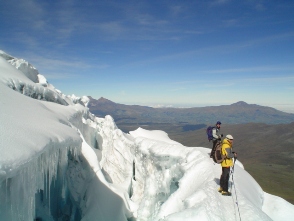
[221, 191, 231, 196]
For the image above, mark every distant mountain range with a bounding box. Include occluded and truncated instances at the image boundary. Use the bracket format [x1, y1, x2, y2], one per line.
[88, 97, 294, 125]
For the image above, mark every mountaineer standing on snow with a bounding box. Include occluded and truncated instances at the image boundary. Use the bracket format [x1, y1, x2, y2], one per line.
[209, 121, 223, 158]
[218, 134, 237, 196]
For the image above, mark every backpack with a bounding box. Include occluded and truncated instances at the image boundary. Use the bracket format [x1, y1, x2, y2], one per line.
[213, 142, 226, 163]
[206, 126, 215, 141]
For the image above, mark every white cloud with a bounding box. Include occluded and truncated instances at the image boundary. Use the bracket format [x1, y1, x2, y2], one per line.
[210, 0, 231, 6]
[202, 66, 294, 74]
[169, 5, 184, 16]
[221, 19, 239, 27]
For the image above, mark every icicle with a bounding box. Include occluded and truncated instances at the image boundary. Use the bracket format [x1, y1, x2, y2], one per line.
[0, 143, 82, 220]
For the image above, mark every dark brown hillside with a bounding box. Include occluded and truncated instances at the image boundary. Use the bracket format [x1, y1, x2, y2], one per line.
[173, 122, 294, 164]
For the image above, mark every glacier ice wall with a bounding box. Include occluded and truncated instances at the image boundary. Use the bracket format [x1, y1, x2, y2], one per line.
[0, 145, 80, 221]
[0, 51, 132, 221]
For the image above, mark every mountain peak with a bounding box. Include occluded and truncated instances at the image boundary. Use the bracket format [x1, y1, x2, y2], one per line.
[97, 97, 115, 104]
[232, 101, 249, 106]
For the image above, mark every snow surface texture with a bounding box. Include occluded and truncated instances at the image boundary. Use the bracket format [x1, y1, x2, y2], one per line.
[0, 50, 294, 221]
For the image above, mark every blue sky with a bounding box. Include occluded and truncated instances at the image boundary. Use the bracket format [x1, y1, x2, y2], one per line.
[1, 0, 294, 111]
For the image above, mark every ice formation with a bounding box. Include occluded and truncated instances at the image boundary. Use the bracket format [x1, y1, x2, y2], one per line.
[0, 50, 294, 221]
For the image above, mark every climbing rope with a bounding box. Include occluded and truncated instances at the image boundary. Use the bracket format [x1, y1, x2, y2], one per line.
[230, 175, 238, 221]
[230, 158, 242, 221]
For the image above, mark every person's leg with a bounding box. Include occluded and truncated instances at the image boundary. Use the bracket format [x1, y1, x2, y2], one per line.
[210, 140, 218, 157]
[220, 167, 225, 189]
[222, 167, 230, 192]
[219, 173, 223, 192]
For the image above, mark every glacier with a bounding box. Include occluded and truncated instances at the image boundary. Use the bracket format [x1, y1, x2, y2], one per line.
[0, 50, 294, 221]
